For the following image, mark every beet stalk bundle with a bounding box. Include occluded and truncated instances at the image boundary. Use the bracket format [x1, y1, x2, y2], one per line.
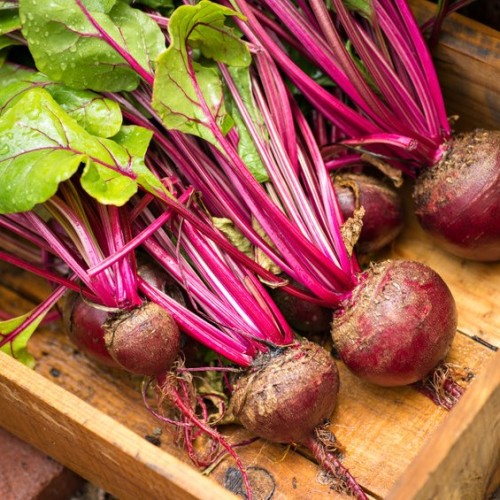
[131, 2, 458, 397]
[0, 181, 183, 376]
[230, 0, 500, 262]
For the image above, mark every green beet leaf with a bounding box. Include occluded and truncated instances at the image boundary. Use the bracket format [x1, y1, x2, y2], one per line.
[0, 87, 156, 213]
[45, 81, 123, 138]
[152, 1, 250, 146]
[0, 64, 123, 138]
[19, 0, 165, 92]
[0, 311, 47, 368]
[225, 66, 269, 183]
[0, 8, 20, 35]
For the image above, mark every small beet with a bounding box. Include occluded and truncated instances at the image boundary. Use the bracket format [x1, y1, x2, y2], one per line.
[333, 172, 404, 253]
[414, 130, 500, 261]
[62, 292, 119, 368]
[229, 340, 339, 445]
[332, 260, 457, 387]
[105, 301, 180, 377]
[268, 278, 332, 334]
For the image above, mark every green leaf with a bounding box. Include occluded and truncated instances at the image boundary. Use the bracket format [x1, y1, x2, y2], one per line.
[226, 66, 268, 183]
[0, 87, 152, 213]
[343, 0, 372, 17]
[212, 217, 253, 258]
[19, 0, 165, 92]
[112, 124, 153, 157]
[0, 33, 21, 52]
[0, 65, 123, 137]
[0, 311, 47, 367]
[0, 8, 20, 35]
[152, 1, 250, 146]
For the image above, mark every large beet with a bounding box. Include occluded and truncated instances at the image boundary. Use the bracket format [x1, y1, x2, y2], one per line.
[332, 260, 457, 387]
[333, 172, 404, 253]
[229, 340, 339, 445]
[414, 130, 500, 261]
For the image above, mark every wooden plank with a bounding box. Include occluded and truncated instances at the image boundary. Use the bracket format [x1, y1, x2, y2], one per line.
[0, 352, 235, 500]
[0, 284, 348, 499]
[410, 0, 500, 132]
[387, 351, 500, 499]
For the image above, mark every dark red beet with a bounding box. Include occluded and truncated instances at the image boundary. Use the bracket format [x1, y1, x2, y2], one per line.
[333, 172, 404, 253]
[414, 130, 500, 261]
[268, 278, 332, 334]
[229, 341, 367, 498]
[229, 340, 339, 444]
[62, 292, 119, 368]
[332, 260, 457, 387]
[104, 301, 180, 377]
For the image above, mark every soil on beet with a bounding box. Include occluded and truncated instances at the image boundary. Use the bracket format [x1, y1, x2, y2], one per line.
[413, 129, 500, 261]
[332, 260, 457, 387]
[229, 340, 339, 445]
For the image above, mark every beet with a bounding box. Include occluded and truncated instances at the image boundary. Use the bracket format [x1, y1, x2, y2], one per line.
[62, 292, 119, 368]
[63, 292, 180, 377]
[414, 130, 500, 261]
[332, 260, 457, 387]
[104, 301, 180, 377]
[333, 172, 404, 253]
[268, 278, 332, 334]
[229, 340, 339, 444]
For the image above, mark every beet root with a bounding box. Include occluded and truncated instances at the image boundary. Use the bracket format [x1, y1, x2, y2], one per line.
[104, 301, 180, 377]
[62, 292, 119, 368]
[332, 260, 457, 387]
[268, 278, 332, 335]
[333, 172, 404, 253]
[229, 340, 339, 445]
[413, 129, 500, 261]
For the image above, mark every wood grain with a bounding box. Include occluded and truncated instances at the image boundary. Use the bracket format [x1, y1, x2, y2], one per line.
[410, 0, 500, 132]
[387, 351, 500, 500]
[0, 3, 499, 499]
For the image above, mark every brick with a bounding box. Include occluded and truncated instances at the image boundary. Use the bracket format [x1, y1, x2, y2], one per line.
[0, 427, 85, 500]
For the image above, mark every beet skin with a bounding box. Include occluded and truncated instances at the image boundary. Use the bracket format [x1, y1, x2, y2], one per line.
[332, 260, 457, 386]
[333, 172, 404, 253]
[229, 340, 339, 445]
[414, 129, 500, 261]
[105, 301, 180, 377]
[62, 292, 119, 368]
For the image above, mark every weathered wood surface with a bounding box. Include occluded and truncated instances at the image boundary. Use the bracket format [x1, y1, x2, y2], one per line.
[410, 0, 500, 132]
[1, 3, 499, 500]
[388, 350, 500, 500]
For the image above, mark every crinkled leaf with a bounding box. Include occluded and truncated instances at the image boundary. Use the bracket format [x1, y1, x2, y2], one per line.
[0, 64, 123, 137]
[0, 8, 20, 35]
[19, 0, 165, 92]
[152, 1, 250, 146]
[0, 88, 152, 213]
[212, 217, 253, 258]
[0, 311, 47, 367]
[43, 81, 123, 138]
[226, 66, 268, 183]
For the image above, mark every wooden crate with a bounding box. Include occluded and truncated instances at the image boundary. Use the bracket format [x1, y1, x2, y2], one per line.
[0, 2, 499, 499]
